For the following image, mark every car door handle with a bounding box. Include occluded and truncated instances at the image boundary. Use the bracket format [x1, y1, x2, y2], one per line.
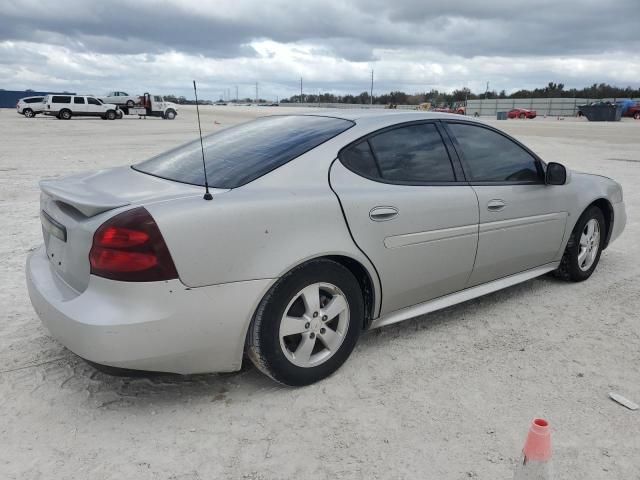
[369, 206, 399, 222]
[487, 199, 506, 211]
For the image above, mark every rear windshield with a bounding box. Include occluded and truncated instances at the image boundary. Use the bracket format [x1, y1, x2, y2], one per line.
[133, 115, 353, 188]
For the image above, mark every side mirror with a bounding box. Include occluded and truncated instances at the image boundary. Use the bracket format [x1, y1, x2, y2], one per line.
[546, 162, 567, 185]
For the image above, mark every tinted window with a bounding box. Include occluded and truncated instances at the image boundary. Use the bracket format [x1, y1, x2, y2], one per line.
[87, 97, 101, 105]
[25, 97, 43, 103]
[52, 96, 71, 103]
[134, 116, 353, 188]
[368, 124, 454, 182]
[74, 97, 85, 104]
[448, 123, 540, 182]
[341, 141, 380, 178]
[154, 96, 162, 102]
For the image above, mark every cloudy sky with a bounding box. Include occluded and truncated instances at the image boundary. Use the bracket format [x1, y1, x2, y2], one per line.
[1, 0, 639, 100]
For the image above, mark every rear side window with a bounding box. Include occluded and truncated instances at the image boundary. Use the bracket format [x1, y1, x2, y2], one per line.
[341, 123, 455, 183]
[25, 97, 43, 103]
[448, 123, 540, 182]
[134, 116, 354, 188]
[52, 96, 71, 103]
[87, 97, 101, 105]
[74, 97, 85, 104]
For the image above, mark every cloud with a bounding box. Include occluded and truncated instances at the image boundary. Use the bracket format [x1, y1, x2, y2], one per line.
[0, 0, 638, 99]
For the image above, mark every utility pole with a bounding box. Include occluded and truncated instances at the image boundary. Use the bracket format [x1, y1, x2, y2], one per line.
[235, 85, 238, 103]
[300, 77, 303, 103]
[255, 82, 258, 103]
[485, 81, 489, 100]
[370, 69, 374, 105]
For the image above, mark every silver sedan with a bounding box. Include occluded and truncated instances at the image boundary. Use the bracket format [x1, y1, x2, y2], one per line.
[26, 111, 626, 385]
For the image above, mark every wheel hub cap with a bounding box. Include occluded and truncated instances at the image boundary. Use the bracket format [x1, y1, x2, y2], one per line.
[578, 219, 600, 271]
[279, 282, 350, 368]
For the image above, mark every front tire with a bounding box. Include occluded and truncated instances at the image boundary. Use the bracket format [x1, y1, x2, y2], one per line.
[247, 259, 363, 386]
[59, 109, 72, 120]
[634, 112, 640, 120]
[554, 206, 605, 282]
[106, 110, 116, 120]
[164, 110, 176, 120]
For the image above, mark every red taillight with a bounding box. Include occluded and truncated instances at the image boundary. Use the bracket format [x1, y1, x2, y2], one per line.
[89, 207, 178, 282]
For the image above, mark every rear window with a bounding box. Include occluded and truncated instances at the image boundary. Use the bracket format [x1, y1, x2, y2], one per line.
[52, 96, 71, 103]
[133, 115, 353, 188]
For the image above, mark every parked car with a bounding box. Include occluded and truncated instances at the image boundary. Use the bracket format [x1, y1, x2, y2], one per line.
[99, 91, 140, 107]
[16, 96, 45, 118]
[508, 108, 537, 119]
[26, 112, 626, 386]
[625, 102, 640, 120]
[42, 95, 120, 120]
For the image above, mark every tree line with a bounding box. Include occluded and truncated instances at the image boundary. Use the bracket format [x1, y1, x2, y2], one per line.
[279, 82, 640, 106]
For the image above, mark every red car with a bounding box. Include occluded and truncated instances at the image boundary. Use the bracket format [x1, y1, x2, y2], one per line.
[508, 108, 537, 119]
[626, 104, 640, 120]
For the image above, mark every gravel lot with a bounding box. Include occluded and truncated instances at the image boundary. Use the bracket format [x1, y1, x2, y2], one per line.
[1, 107, 638, 479]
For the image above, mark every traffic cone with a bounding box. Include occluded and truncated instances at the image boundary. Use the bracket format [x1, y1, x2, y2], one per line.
[513, 418, 553, 479]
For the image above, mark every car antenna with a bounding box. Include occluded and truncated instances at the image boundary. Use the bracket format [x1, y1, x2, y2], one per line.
[193, 80, 213, 200]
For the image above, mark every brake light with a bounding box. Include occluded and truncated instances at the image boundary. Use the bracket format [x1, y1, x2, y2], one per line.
[89, 207, 178, 282]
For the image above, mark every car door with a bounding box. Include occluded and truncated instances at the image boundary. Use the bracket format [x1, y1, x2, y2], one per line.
[86, 97, 103, 116]
[330, 121, 479, 315]
[72, 96, 87, 115]
[444, 121, 569, 287]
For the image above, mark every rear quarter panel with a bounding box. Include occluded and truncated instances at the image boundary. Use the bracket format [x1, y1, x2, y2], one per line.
[145, 136, 382, 314]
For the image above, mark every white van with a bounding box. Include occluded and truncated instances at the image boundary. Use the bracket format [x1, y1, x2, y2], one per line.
[42, 95, 120, 120]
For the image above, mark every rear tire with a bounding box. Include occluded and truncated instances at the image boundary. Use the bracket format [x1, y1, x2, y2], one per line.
[59, 109, 72, 120]
[106, 110, 116, 120]
[553, 206, 605, 282]
[23, 108, 35, 118]
[634, 112, 640, 120]
[126, 100, 135, 108]
[247, 259, 363, 386]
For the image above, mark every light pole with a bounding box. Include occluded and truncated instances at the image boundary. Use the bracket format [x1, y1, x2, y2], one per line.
[300, 77, 303, 103]
[370, 69, 374, 105]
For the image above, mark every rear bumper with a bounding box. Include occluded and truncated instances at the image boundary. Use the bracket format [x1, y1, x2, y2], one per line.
[26, 245, 272, 374]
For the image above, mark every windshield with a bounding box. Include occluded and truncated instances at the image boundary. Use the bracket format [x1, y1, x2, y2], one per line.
[133, 115, 353, 188]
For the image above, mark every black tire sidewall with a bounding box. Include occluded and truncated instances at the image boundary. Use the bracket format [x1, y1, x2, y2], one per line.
[566, 206, 606, 281]
[251, 260, 363, 386]
[23, 109, 34, 118]
[107, 110, 116, 120]
[61, 110, 71, 120]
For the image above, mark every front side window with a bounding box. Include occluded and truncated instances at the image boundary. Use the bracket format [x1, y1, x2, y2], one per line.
[134, 115, 353, 189]
[87, 97, 101, 105]
[448, 123, 540, 182]
[341, 123, 455, 183]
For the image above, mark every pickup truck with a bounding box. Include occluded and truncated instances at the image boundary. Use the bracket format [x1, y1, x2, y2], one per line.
[116, 93, 178, 120]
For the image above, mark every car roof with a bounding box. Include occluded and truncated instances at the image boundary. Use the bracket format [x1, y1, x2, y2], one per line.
[286, 109, 486, 126]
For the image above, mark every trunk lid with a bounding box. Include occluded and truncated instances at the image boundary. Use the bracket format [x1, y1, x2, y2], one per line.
[39, 166, 223, 292]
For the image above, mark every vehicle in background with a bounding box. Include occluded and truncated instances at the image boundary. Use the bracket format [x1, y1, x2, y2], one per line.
[99, 91, 140, 107]
[116, 93, 178, 120]
[508, 108, 537, 119]
[624, 102, 640, 120]
[16, 96, 45, 118]
[431, 104, 466, 115]
[42, 95, 119, 120]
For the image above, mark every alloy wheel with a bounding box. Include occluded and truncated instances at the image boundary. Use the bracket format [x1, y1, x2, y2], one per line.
[578, 218, 600, 271]
[279, 282, 350, 368]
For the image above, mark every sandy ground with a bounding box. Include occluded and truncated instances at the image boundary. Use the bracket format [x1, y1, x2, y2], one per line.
[1, 106, 639, 479]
